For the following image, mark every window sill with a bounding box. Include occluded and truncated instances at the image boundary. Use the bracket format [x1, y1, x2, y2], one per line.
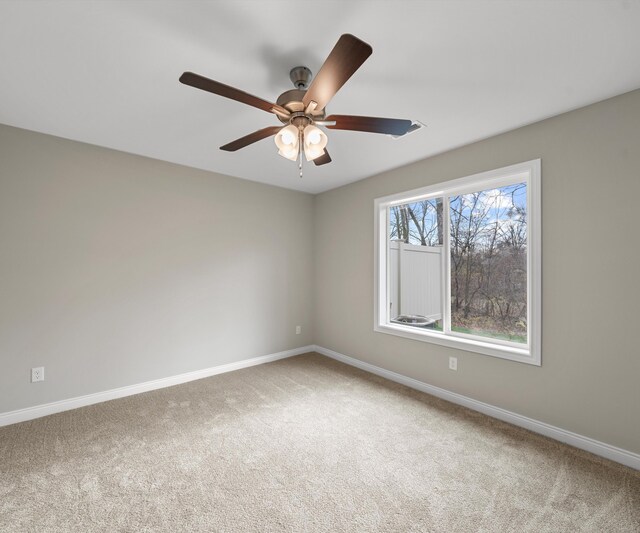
[374, 323, 540, 365]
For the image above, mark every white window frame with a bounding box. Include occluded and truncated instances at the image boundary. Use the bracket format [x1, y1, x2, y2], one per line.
[374, 159, 541, 365]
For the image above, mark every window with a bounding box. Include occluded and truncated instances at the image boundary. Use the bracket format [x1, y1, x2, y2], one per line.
[375, 160, 541, 365]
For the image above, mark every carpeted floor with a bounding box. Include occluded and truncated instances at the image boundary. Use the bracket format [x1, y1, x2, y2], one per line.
[1, 353, 639, 532]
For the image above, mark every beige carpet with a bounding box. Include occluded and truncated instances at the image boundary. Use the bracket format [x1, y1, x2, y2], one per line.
[1, 353, 638, 532]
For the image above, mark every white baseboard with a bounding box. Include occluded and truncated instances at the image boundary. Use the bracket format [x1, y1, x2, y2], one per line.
[0, 345, 314, 428]
[313, 345, 640, 471]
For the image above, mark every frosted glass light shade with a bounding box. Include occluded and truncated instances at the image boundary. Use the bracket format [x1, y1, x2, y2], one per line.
[274, 125, 299, 161]
[303, 125, 328, 161]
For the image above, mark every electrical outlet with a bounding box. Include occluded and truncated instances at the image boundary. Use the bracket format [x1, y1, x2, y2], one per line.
[31, 367, 45, 383]
[295, 325, 301, 335]
[449, 357, 458, 371]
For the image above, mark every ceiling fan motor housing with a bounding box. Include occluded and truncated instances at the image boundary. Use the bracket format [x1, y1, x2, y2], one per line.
[276, 89, 326, 124]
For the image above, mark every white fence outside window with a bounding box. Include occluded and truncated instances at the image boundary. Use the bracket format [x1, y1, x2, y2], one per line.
[388, 241, 442, 322]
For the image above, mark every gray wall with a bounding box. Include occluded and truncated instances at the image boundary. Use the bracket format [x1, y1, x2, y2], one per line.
[314, 89, 640, 454]
[0, 124, 314, 413]
[2, 90, 639, 456]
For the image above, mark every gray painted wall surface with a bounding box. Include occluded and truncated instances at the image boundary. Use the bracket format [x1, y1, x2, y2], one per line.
[0, 124, 314, 413]
[2, 90, 639, 456]
[314, 90, 640, 454]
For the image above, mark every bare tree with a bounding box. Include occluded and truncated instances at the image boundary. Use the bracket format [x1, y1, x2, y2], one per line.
[390, 200, 442, 246]
[449, 185, 527, 338]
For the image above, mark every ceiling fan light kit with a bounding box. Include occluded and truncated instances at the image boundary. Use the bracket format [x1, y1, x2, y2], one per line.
[179, 33, 413, 177]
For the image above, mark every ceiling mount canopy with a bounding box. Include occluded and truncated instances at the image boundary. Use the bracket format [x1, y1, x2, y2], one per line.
[179, 33, 413, 176]
[289, 66, 313, 90]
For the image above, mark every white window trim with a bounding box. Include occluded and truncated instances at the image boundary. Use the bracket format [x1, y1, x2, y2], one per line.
[374, 159, 541, 365]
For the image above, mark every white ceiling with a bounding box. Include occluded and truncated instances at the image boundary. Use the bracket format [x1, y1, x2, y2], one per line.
[1, 1, 639, 194]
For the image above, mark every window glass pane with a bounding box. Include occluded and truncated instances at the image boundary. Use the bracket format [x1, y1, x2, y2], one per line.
[449, 183, 527, 343]
[388, 198, 444, 331]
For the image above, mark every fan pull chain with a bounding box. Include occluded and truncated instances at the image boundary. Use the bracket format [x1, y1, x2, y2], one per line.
[298, 130, 303, 178]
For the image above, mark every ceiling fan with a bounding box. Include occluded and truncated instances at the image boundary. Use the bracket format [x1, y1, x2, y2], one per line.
[179, 34, 412, 175]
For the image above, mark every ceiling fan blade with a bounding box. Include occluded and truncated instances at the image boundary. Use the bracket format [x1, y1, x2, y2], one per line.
[324, 114, 412, 135]
[180, 72, 290, 117]
[220, 126, 282, 152]
[313, 150, 332, 166]
[302, 34, 372, 111]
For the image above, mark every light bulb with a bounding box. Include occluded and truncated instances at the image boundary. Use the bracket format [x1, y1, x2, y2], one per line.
[278, 146, 298, 161]
[280, 129, 296, 146]
[306, 129, 321, 145]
